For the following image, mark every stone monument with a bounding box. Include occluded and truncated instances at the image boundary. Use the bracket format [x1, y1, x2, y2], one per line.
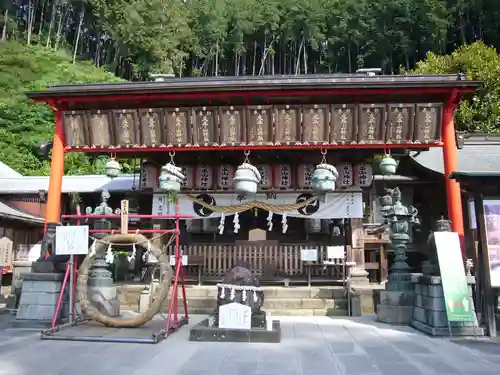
[85, 190, 120, 317]
[376, 187, 419, 325]
[189, 265, 281, 342]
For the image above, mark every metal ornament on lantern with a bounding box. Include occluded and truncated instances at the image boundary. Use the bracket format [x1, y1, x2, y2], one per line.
[158, 152, 186, 193]
[105, 154, 122, 178]
[233, 150, 262, 197]
[311, 150, 338, 194]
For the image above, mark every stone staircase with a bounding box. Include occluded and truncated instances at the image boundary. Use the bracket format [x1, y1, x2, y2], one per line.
[118, 285, 350, 316]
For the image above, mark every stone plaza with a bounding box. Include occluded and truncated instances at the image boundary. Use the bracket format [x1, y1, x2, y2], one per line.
[0, 315, 499, 375]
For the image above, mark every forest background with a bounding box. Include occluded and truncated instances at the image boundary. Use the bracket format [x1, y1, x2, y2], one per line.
[1, 0, 500, 175]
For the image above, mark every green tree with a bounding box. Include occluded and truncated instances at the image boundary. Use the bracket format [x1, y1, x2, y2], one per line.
[0, 40, 122, 175]
[409, 41, 500, 133]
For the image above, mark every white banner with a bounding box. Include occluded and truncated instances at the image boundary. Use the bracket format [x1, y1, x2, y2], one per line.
[152, 190, 363, 219]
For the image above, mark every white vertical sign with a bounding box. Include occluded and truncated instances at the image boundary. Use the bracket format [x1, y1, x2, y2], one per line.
[55, 226, 89, 255]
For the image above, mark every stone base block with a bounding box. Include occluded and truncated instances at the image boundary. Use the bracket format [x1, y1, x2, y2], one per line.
[189, 318, 281, 343]
[376, 304, 413, 325]
[88, 286, 120, 317]
[411, 319, 484, 337]
[379, 290, 414, 306]
[15, 273, 66, 325]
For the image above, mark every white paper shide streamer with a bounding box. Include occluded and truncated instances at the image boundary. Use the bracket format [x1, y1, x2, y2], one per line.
[267, 211, 273, 231]
[233, 212, 240, 233]
[218, 213, 226, 234]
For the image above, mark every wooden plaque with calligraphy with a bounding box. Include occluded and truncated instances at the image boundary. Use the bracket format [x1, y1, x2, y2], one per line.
[246, 105, 273, 145]
[386, 104, 414, 144]
[138, 108, 164, 147]
[274, 105, 300, 145]
[63, 110, 88, 148]
[219, 106, 245, 145]
[414, 103, 442, 144]
[193, 107, 218, 146]
[87, 110, 113, 148]
[164, 107, 192, 146]
[302, 105, 329, 144]
[330, 104, 357, 145]
[358, 104, 385, 144]
[111, 109, 140, 147]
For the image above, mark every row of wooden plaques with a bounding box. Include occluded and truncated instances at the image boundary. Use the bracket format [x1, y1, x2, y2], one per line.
[63, 103, 443, 149]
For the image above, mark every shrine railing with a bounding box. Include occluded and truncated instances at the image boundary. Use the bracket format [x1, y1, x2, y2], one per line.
[164, 243, 346, 281]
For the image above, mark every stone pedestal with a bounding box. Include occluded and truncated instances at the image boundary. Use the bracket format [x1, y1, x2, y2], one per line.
[13, 273, 69, 327]
[376, 273, 414, 325]
[87, 286, 120, 317]
[87, 256, 120, 317]
[410, 273, 484, 336]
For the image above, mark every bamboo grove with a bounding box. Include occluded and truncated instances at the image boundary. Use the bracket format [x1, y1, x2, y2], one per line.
[2, 0, 499, 79]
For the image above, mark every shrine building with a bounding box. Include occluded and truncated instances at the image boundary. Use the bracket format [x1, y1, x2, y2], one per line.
[24, 74, 479, 286]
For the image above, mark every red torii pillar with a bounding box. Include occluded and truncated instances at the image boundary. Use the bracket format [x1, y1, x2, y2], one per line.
[442, 96, 466, 258]
[44, 107, 65, 237]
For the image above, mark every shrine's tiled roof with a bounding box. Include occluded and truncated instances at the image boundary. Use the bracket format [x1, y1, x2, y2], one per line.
[410, 134, 500, 175]
[27, 74, 480, 100]
[0, 174, 136, 194]
[0, 200, 44, 224]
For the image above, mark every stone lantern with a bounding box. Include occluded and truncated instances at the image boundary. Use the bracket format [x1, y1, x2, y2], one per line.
[376, 187, 420, 324]
[84, 189, 120, 316]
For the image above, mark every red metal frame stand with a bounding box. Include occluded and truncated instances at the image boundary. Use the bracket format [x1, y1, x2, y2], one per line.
[47, 209, 191, 341]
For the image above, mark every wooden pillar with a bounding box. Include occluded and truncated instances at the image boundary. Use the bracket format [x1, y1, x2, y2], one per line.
[44, 109, 65, 232]
[442, 103, 466, 258]
[349, 218, 369, 284]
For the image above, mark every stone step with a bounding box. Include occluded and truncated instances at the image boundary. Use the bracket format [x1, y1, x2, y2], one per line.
[118, 285, 347, 304]
[120, 306, 348, 317]
[120, 297, 348, 310]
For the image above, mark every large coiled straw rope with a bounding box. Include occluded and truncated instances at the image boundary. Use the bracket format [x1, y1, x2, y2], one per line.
[77, 233, 173, 328]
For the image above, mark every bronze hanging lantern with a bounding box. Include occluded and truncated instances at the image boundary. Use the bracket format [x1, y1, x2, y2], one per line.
[378, 153, 397, 176]
[105, 154, 122, 178]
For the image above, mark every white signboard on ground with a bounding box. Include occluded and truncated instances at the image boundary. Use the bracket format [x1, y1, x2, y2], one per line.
[218, 302, 252, 330]
[55, 226, 89, 255]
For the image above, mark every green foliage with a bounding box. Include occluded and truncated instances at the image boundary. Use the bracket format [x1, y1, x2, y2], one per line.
[409, 41, 500, 133]
[0, 41, 123, 175]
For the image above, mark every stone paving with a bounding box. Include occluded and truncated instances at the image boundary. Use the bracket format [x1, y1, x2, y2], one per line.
[0, 315, 499, 375]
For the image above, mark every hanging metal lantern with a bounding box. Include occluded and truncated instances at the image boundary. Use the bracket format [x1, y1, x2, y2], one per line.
[379, 155, 397, 176]
[311, 164, 338, 194]
[105, 157, 122, 178]
[233, 151, 261, 197]
[158, 163, 186, 193]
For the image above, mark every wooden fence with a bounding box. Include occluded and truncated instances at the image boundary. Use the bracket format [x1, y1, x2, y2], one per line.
[164, 243, 346, 280]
